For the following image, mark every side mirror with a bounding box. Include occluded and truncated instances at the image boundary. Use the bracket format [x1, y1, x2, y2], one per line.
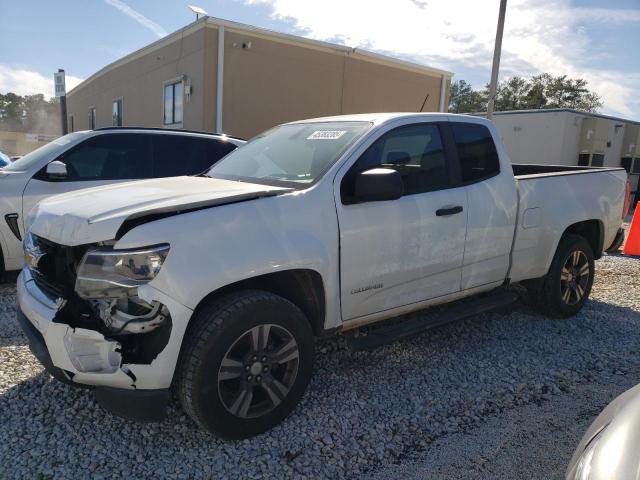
[353, 168, 404, 203]
[46, 161, 68, 179]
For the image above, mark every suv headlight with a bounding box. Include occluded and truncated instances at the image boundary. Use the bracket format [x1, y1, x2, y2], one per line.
[75, 244, 170, 299]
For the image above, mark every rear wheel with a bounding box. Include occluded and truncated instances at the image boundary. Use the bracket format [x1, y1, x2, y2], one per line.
[528, 234, 595, 318]
[177, 290, 314, 439]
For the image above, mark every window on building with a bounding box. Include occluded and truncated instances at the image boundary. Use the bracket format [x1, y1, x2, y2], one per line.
[342, 124, 450, 199]
[451, 123, 500, 183]
[69, 115, 74, 133]
[590, 154, 604, 167]
[88, 108, 97, 129]
[578, 154, 590, 166]
[112, 99, 122, 126]
[163, 81, 183, 125]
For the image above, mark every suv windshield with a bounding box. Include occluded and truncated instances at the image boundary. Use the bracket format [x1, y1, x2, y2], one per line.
[207, 121, 371, 187]
[3, 132, 89, 172]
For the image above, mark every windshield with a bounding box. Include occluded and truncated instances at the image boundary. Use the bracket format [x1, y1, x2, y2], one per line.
[207, 121, 371, 187]
[3, 132, 88, 172]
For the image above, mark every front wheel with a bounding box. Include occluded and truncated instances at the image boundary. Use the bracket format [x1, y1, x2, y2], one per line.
[177, 290, 314, 439]
[528, 234, 595, 318]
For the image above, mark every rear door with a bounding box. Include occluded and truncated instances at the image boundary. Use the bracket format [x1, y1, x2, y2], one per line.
[151, 135, 237, 177]
[450, 122, 518, 290]
[335, 122, 468, 321]
[22, 133, 152, 225]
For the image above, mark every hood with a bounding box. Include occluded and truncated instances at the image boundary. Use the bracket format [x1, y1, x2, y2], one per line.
[29, 176, 292, 246]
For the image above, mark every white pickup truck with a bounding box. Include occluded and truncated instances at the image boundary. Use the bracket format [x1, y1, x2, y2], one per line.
[17, 113, 630, 439]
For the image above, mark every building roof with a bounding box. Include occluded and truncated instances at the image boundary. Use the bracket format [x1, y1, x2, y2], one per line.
[68, 16, 453, 97]
[484, 108, 640, 126]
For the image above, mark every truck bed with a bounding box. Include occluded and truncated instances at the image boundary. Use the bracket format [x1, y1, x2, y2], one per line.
[512, 163, 623, 178]
[509, 164, 627, 285]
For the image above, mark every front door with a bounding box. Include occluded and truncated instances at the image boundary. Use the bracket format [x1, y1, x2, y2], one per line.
[335, 123, 468, 321]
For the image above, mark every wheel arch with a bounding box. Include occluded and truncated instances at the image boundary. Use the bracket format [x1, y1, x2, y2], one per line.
[562, 219, 604, 260]
[191, 269, 327, 337]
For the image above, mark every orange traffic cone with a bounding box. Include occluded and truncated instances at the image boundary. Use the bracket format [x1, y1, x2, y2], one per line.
[623, 202, 640, 256]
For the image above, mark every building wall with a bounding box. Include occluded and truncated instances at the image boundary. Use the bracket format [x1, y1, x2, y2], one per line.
[491, 111, 573, 165]
[491, 110, 637, 168]
[219, 28, 346, 139]
[217, 27, 447, 138]
[341, 56, 442, 115]
[67, 27, 207, 131]
[68, 22, 449, 139]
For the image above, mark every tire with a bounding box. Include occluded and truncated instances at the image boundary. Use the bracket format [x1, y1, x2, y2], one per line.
[176, 290, 314, 439]
[528, 234, 595, 318]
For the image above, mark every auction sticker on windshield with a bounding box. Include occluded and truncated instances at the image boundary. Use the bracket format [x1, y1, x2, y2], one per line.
[307, 130, 347, 140]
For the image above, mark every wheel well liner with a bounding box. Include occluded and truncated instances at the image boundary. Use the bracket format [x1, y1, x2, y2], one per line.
[563, 219, 604, 259]
[193, 269, 326, 336]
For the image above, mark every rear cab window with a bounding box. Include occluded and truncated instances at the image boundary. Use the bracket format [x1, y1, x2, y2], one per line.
[450, 123, 500, 183]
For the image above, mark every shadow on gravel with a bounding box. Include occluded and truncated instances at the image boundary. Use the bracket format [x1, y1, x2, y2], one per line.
[1, 295, 640, 478]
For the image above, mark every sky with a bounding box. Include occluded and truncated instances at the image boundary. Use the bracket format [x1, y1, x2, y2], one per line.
[1, 0, 639, 118]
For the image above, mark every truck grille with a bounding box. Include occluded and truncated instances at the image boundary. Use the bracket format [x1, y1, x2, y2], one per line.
[29, 235, 85, 299]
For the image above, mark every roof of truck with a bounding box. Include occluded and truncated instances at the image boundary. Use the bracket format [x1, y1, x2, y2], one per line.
[289, 112, 488, 126]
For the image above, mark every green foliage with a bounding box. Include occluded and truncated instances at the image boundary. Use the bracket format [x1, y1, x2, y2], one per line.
[449, 74, 603, 114]
[0, 92, 60, 133]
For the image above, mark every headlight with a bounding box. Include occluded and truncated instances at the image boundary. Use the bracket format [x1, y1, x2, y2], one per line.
[75, 244, 170, 299]
[571, 426, 607, 480]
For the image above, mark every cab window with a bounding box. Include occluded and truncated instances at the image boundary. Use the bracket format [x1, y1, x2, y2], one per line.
[342, 123, 450, 201]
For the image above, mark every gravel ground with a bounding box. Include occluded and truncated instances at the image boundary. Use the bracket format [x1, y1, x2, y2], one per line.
[1, 253, 639, 479]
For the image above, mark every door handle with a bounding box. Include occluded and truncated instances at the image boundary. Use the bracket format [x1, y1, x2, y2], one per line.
[436, 206, 463, 216]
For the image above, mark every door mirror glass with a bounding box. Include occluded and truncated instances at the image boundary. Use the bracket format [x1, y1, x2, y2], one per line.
[46, 160, 68, 179]
[353, 168, 404, 203]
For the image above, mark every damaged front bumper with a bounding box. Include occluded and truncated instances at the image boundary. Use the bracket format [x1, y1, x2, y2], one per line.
[17, 268, 193, 422]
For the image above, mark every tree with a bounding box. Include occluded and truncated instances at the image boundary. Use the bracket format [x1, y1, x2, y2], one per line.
[449, 74, 603, 113]
[0, 92, 60, 133]
[448, 80, 487, 113]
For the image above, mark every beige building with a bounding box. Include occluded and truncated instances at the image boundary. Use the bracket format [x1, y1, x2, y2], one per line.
[486, 109, 640, 202]
[67, 17, 452, 140]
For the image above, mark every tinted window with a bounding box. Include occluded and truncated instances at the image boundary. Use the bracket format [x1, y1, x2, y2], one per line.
[633, 159, 640, 175]
[451, 123, 500, 183]
[153, 136, 236, 177]
[621, 157, 632, 172]
[56, 134, 151, 181]
[342, 123, 449, 199]
[591, 154, 604, 167]
[578, 154, 589, 166]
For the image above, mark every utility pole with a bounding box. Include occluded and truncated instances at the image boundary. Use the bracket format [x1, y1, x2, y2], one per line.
[487, 0, 507, 119]
[54, 69, 68, 135]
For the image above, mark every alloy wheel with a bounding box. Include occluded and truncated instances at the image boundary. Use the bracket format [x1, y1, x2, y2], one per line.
[217, 324, 300, 419]
[560, 250, 590, 306]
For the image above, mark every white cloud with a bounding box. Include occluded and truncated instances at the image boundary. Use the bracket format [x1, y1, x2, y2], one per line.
[103, 0, 167, 38]
[0, 65, 84, 97]
[244, 0, 640, 117]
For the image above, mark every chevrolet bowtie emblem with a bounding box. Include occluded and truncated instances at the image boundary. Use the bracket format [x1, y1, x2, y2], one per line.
[24, 245, 45, 270]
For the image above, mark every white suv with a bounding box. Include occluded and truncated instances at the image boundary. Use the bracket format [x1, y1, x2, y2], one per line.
[0, 128, 243, 275]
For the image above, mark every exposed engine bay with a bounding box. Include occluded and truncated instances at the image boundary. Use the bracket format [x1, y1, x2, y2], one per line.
[25, 233, 173, 368]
